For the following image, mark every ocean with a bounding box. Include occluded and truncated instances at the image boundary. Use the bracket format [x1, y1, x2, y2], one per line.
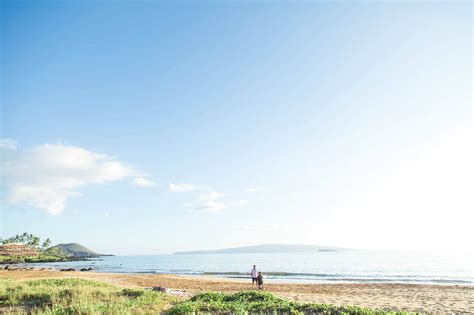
[24, 251, 473, 285]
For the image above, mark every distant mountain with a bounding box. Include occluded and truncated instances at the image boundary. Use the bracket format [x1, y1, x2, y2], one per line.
[50, 243, 110, 258]
[174, 244, 353, 255]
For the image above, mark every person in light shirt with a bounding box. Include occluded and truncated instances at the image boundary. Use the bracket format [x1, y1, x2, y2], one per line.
[251, 265, 258, 287]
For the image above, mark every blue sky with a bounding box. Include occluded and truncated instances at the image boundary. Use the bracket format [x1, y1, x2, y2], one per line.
[1, 1, 472, 254]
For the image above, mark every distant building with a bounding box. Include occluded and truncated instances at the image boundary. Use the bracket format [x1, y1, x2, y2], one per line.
[0, 244, 39, 257]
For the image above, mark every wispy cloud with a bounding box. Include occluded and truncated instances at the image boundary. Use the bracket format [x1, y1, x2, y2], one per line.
[1, 140, 153, 215]
[133, 177, 156, 187]
[169, 182, 200, 192]
[247, 186, 264, 193]
[0, 138, 17, 150]
[168, 180, 253, 212]
[185, 191, 226, 213]
[185, 191, 248, 213]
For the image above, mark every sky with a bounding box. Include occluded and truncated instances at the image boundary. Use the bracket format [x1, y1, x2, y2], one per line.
[0, 1, 472, 255]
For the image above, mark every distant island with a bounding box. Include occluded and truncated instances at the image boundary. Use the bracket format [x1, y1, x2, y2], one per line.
[174, 244, 353, 255]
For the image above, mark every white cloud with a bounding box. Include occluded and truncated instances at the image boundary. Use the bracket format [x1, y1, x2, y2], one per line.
[247, 186, 263, 193]
[1, 142, 151, 215]
[185, 192, 248, 213]
[0, 138, 17, 150]
[133, 177, 156, 187]
[185, 191, 226, 213]
[169, 182, 250, 213]
[169, 182, 200, 192]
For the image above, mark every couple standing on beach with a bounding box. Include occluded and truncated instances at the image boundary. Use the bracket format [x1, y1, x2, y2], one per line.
[251, 265, 264, 289]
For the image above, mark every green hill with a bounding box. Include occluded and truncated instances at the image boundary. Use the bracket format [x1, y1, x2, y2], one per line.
[50, 243, 108, 258]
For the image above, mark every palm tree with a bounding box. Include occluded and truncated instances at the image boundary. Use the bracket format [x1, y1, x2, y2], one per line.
[30, 236, 40, 247]
[42, 238, 52, 249]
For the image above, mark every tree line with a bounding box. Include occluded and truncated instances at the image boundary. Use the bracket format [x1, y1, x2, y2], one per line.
[0, 232, 52, 250]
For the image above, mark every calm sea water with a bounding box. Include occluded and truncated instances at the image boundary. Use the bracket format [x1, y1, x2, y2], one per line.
[25, 251, 473, 285]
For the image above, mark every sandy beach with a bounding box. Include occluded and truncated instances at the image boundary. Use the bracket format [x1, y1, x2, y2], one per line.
[1, 269, 472, 313]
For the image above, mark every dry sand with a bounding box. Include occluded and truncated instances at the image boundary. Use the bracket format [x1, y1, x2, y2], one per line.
[1, 269, 473, 313]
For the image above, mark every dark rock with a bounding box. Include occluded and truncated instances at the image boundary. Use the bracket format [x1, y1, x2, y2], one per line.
[60, 268, 76, 272]
[80, 267, 92, 272]
[151, 286, 169, 293]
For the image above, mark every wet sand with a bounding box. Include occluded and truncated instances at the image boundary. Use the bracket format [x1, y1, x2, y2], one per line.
[1, 269, 473, 313]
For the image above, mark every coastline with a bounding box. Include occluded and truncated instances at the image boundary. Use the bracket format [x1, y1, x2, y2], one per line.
[11, 250, 472, 286]
[0, 256, 90, 265]
[1, 269, 473, 312]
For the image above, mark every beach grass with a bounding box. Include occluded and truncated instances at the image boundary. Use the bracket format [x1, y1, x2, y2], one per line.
[0, 278, 415, 314]
[0, 278, 176, 314]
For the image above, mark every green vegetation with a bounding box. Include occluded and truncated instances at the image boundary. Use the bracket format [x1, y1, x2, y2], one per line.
[0, 278, 175, 314]
[0, 254, 73, 264]
[50, 243, 106, 258]
[1, 233, 51, 250]
[0, 279, 412, 314]
[169, 291, 412, 315]
[0, 233, 101, 264]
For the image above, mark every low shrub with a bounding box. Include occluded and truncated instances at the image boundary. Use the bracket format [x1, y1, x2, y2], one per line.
[169, 290, 413, 315]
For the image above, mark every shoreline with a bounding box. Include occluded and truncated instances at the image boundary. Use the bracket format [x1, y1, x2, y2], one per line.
[0, 256, 101, 265]
[1, 269, 473, 312]
[180, 273, 474, 286]
[5, 263, 473, 286]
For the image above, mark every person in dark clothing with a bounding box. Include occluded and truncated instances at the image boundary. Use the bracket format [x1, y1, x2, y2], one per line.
[257, 272, 264, 290]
